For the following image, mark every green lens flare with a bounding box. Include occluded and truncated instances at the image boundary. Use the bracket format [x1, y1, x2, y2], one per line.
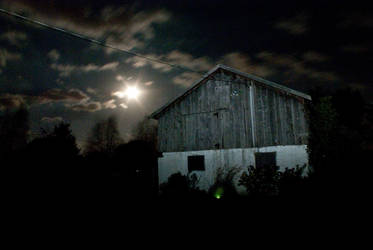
[214, 187, 224, 199]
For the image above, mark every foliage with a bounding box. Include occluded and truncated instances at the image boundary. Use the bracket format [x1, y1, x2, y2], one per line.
[160, 172, 208, 200]
[239, 165, 307, 198]
[307, 96, 338, 176]
[85, 115, 123, 155]
[306, 87, 370, 197]
[209, 167, 240, 199]
[0, 107, 29, 157]
[278, 165, 307, 197]
[239, 165, 281, 197]
[25, 122, 80, 167]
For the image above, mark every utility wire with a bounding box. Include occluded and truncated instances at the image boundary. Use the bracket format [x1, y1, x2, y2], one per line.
[0, 7, 204, 74]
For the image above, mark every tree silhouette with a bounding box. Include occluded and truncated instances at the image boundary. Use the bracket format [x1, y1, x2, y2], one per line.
[0, 106, 29, 158]
[85, 116, 123, 155]
[132, 117, 158, 149]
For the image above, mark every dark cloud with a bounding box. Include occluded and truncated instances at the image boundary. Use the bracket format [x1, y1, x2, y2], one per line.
[219, 52, 274, 77]
[0, 47, 21, 67]
[0, 31, 27, 46]
[302, 51, 330, 63]
[256, 51, 339, 82]
[274, 14, 308, 35]
[0, 93, 25, 110]
[0, 0, 171, 51]
[340, 45, 370, 53]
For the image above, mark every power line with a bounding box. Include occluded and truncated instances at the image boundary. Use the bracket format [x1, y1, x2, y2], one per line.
[0, 7, 204, 74]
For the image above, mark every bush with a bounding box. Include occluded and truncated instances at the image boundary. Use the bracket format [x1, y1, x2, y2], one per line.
[160, 172, 208, 200]
[209, 167, 240, 200]
[239, 165, 307, 199]
[239, 165, 281, 198]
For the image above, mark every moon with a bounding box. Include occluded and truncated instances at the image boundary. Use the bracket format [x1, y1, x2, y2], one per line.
[125, 86, 140, 100]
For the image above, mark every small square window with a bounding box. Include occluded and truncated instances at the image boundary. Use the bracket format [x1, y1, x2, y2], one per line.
[188, 155, 205, 172]
[255, 152, 276, 168]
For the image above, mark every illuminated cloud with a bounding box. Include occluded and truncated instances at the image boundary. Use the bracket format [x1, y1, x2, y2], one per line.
[69, 102, 102, 112]
[51, 62, 119, 77]
[103, 99, 117, 109]
[116, 75, 125, 82]
[41, 116, 63, 123]
[47, 49, 60, 61]
[38, 88, 89, 104]
[172, 72, 201, 87]
[120, 103, 128, 109]
[126, 50, 213, 73]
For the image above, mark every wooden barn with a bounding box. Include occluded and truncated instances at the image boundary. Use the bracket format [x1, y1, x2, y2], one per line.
[150, 64, 311, 191]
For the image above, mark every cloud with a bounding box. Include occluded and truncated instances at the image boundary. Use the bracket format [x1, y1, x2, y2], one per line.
[47, 49, 60, 61]
[102, 99, 117, 109]
[41, 116, 63, 123]
[126, 50, 213, 73]
[120, 103, 128, 109]
[0, 88, 114, 112]
[69, 102, 102, 112]
[38, 88, 89, 104]
[340, 45, 370, 53]
[51, 61, 119, 77]
[275, 14, 308, 35]
[172, 72, 201, 87]
[302, 51, 330, 63]
[256, 51, 339, 82]
[338, 14, 373, 29]
[219, 52, 274, 77]
[86, 88, 97, 94]
[0, 94, 25, 110]
[0, 48, 22, 67]
[116, 75, 125, 82]
[0, 31, 27, 46]
[0, 1, 171, 52]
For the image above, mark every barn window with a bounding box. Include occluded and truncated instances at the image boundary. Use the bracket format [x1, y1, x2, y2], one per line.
[255, 152, 276, 167]
[188, 155, 205, 172]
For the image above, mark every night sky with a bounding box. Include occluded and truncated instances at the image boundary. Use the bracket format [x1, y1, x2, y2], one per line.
[0, 0, 372, 147]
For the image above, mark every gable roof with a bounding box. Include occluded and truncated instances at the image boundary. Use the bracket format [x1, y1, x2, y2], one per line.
[150, 64, 312, 119]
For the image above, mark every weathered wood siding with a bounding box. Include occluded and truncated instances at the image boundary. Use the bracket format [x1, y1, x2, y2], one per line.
[158, 70, 308, 152]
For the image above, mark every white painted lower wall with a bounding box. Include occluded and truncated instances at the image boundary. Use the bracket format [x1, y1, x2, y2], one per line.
[158, 145, 309, 193]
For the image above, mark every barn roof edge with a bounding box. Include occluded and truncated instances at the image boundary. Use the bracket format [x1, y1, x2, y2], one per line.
[150, 64, 311, 119]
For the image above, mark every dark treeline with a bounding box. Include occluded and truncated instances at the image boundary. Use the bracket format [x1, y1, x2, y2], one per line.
[1, 114, 159, 205]
[1, 87, 372, 207]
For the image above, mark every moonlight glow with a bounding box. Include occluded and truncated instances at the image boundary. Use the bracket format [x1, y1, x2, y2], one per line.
[113, 85, 141, 101]
[125, 86, 140, 100]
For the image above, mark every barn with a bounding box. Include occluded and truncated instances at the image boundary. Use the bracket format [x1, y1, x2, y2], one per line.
[150, 64, 311, 192]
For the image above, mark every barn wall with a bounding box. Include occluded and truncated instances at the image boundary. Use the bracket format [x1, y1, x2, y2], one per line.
[158, 145, 309, 193]
[158, 70, 308, 152]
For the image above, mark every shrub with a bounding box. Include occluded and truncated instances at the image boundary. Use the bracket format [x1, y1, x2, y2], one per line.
[239, 165, 281, 198]
[209, 167, 240, 200]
